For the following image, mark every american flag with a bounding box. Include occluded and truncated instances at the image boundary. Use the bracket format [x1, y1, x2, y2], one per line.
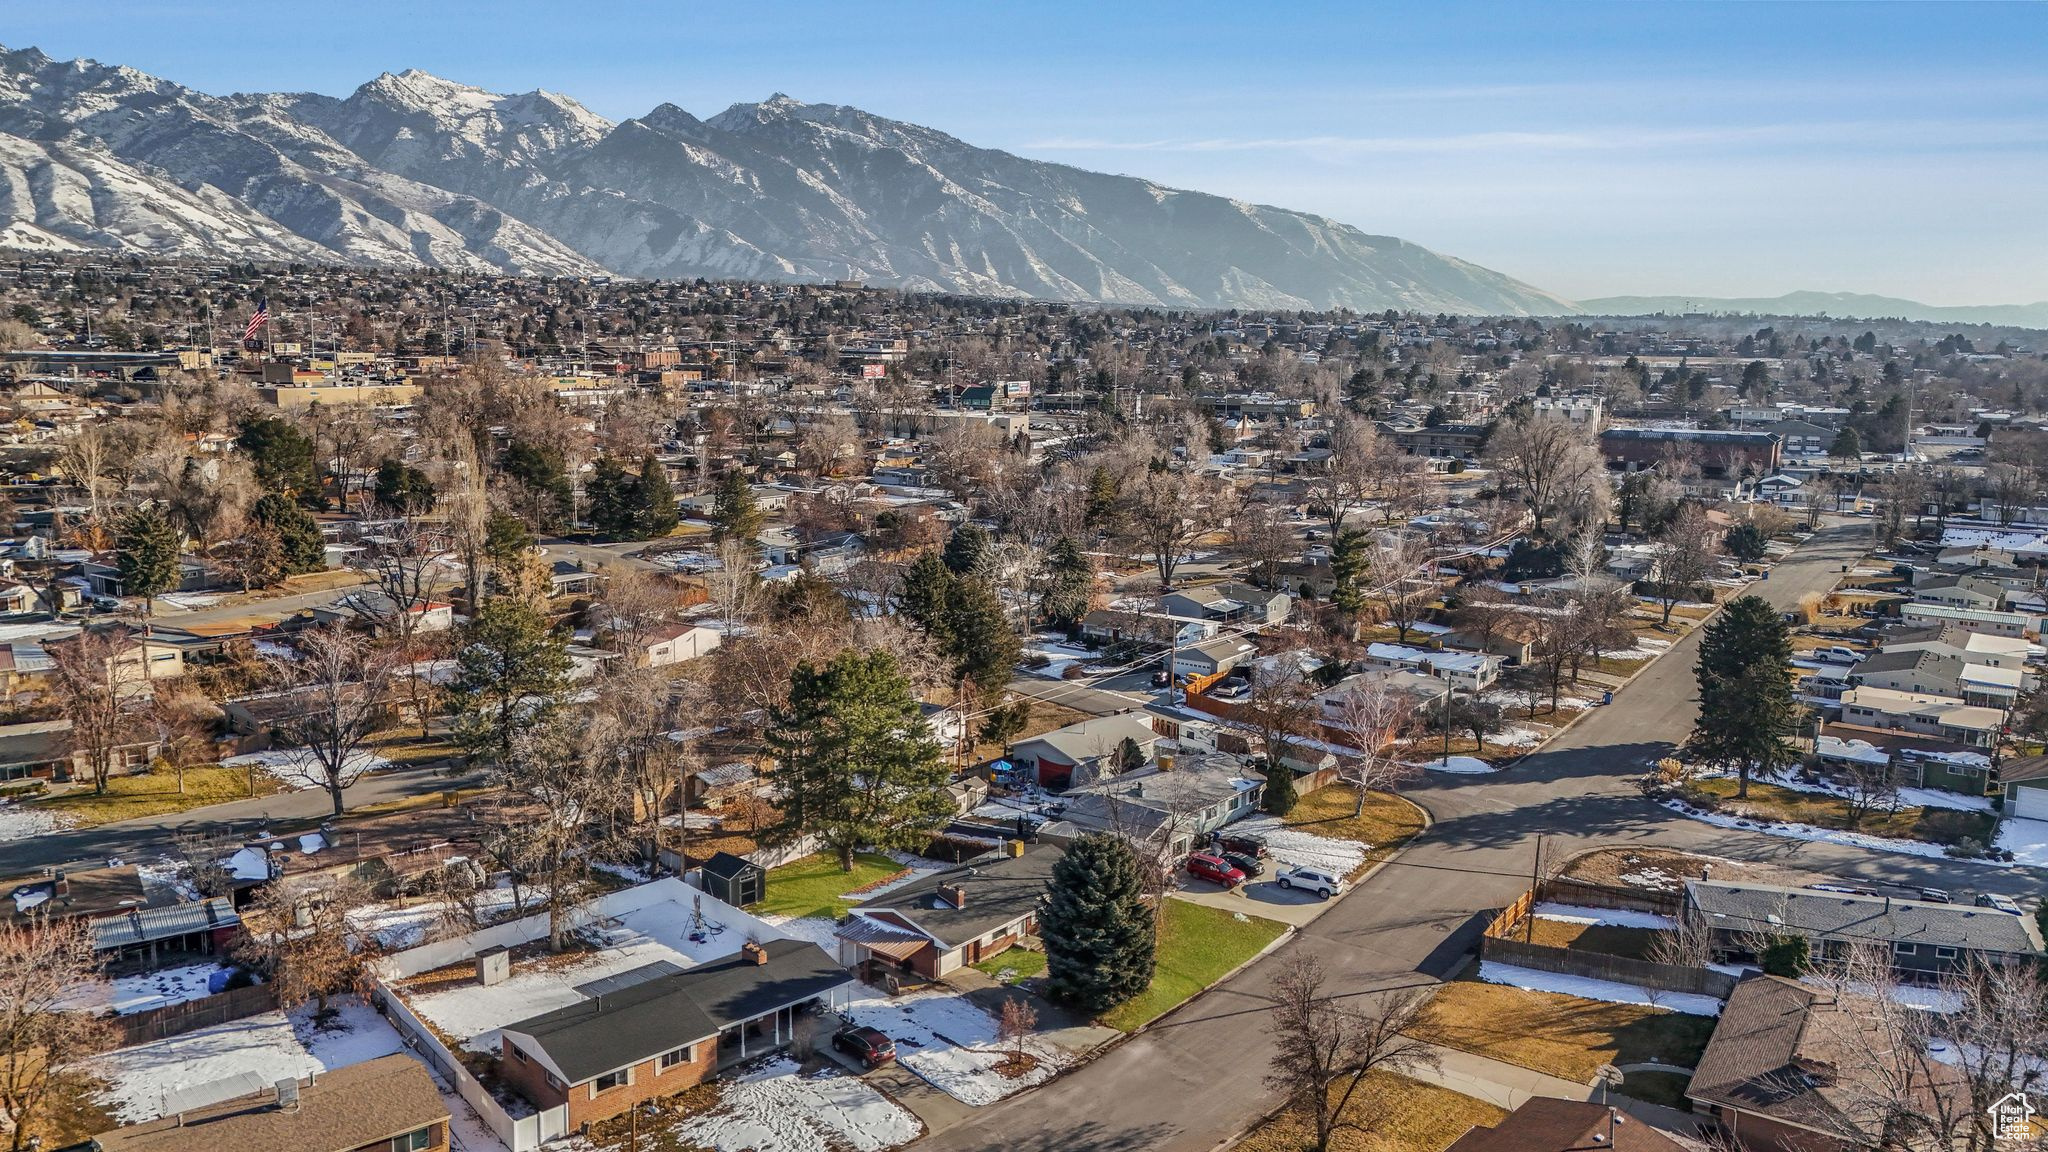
[242, 299, 269, 342]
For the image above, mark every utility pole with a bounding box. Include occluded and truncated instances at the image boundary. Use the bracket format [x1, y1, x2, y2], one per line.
[1525, 833, 1545, 943]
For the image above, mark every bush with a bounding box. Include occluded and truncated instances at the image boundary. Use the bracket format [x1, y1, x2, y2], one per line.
[1760, 935, 1809, 977]
[1946, 837, 1985, 860]
[1022, 652, 1051, 670]
[0, 780, 46, 800]
[1261, 760, 1298, 816]
[1503, 539, 1568, 581]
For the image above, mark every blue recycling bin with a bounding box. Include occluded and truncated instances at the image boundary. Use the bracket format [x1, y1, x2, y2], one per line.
[1601, 690, 1614, 705]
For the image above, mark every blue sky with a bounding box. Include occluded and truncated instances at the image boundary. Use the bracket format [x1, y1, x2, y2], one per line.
[9, 1, 2045, 305]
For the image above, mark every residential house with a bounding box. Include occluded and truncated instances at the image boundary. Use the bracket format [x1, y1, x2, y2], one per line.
[1170, 636, 1259, 683]
[637, 621, 722, 668]
[1899, 601, 2031, 639]
[1683, 880, 2043, 976]
[835, 842, 1059, 985]
[86, 1054, 450, 1152]
[498, 938, 853, 1130]
[1048, 755, 1265, 859]
[1911, 572, 2011, 613]
[1689, 976, 1967, 1152]
[1158, 583, 1291, 629]
[1999, 754, 2048, 821]
[1363, 641, 1502, 691]
[1835, 686, 2002, 748]
[1446, 1098, 1688, 1152]
[1847, 647, 2018, 710]
[0, 718, 159, 782]
[1008, 713, 1160, 791]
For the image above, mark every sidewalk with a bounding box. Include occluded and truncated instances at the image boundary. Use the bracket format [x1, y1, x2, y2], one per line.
[1408, 1043, 1700, 1138]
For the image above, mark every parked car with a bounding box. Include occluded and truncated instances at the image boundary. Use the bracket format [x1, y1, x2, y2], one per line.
[86, 594, 123, 612]
[1185, 853, 1247, 888]
[1814, 646, 1862, 665]
[1276, 865, 1344, 899]
[1213, 833, 1269, 860]
[1975, 893, 2024, 915]
[1219, 850, 1266, 878]
[833, 1024, 896, 1067]
[1917, 887, 1952, 904]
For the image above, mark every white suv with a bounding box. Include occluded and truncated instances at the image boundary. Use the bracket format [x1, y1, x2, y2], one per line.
[1276, 865, 1343, 899]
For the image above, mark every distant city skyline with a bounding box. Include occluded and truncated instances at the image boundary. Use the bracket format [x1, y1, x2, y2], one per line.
[10, 0, 2044, 306]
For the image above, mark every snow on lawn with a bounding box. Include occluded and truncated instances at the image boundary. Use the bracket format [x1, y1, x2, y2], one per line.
[0, 800, 73, 842]
[1736, 768, 1995, 814]
[1489, 726, 1548, 749]
[1799, 977, 1964, 1015]
[1422, 755, 1497, 775]
[1020, 635, 1095, 679]
[1228, 813, 1371, 876]
[1662, 800, 1976, 862]
[1478, 961, 1723, 1017]
[1531, 903, 1675, 931]
[1608, 637, 1672, 660]
[406, 885, 778, 1053]
[92, 997, 404, 1123]
[221, 748, 391, 790]
[75, 962, 227, 1015]
[672, 1057, 921, 1152]
[349, 882, 541, 950]
[840, 986, 1070, 1105]
[1995, 817, 2048, 868]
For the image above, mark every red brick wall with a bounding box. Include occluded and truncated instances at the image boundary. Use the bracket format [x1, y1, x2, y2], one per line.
[500, 1037, 718, 1130]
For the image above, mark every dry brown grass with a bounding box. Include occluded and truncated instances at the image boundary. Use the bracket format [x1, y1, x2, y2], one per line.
[1559, 846, 1817, 891]
[1232, 1071, 1505, 1152]
[1407, 980, 1716, 1083]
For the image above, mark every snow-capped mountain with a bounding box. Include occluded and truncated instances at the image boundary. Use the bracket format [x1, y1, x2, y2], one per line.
[0, 46, 1576, 313]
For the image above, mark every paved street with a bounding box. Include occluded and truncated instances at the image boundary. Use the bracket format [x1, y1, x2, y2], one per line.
[919, 523, 2048, 1152]
[0, 763, 487, 875]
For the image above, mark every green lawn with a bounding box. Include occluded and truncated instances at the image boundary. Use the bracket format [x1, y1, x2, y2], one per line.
[1689, 778, 1997, 847]
[754, 851, 909, 920]
[1102, 900, 1287, 1031]
[972, 948, 1047, 984]
[39, 766, 283, 827]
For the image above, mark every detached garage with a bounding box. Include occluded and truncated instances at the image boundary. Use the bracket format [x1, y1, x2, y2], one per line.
[2002, 755, 2048, 821]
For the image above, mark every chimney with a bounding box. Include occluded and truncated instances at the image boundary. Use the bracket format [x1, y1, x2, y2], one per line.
[53, 870, 68, 897]
[938, 883, 968, 910]
[741, 940, 769, 966]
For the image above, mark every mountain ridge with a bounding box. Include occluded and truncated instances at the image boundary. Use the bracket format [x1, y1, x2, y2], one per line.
[0, 46, 1575, 313]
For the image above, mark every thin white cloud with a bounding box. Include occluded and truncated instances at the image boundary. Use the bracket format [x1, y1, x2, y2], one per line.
[1023, 119, 2048, 156]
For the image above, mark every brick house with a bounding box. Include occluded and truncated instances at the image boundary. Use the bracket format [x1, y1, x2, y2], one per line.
[1683, 880, 2042, 977]
[497, 938, 851, 1130]
[835, 843, 1060, 985]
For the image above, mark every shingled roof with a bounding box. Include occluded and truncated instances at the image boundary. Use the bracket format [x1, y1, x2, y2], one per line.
[90, 1054, 446, 1152]
[1685, 880, 2042, 957]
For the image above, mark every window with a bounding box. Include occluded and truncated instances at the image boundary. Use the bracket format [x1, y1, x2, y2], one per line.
[659, 1045, 693, 1071]
[1894, 942, 1917, 956]
[391, 1129, 433, 1152]
[1936, 947, 1959, 960]
[511, 1046, 528, 1064]
[593, 1068, 629, 1093]
[544, 1071, 564, 1091]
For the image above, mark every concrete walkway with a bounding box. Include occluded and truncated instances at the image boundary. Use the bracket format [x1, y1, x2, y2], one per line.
[1408, 1043, 1701, 1139]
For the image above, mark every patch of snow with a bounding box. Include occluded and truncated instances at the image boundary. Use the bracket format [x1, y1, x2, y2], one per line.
[0, 800, 73, 843]
[1739, 768, 1995, 814]
[92, 997, 403, 1124]
[1477, 961, 1723, 1016]
[1619, 870, 1682, 893]
[1421, 755, 1497, 775]
[1661, 800, 1974, 862]
[1227, 813, 1371, 875]
[840, 985, 1071, 1105]
[758, 914, 843, 954]
[1531, 903, 1676, 931]
[1489, 726, 1548, 749]
[1994, 817, 2048, 867]
[68, 962, 225, 1016]
[222, 748, 391, 790]
[672, 1057, 921, 1152]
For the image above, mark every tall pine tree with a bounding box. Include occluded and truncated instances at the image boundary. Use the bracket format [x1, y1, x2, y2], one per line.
[947, 575, 1021, 697]
[898, 551, 956, 647]
[1040, 834, 1156, 1012]
[584, 455, 637, 539]
[634, 453, 679, 538]
[1687, 595, 1796, 798]
[250, 492, 326, 575]
[766, 649, 954, 870]
[1039, 535, 1094, 629]
[117, 506, 182, 609]
[711, 469, 764, 547]
[942, 524, 992, 576]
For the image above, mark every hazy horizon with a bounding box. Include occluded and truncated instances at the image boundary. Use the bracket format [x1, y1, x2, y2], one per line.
[10, 0, 2043, 306]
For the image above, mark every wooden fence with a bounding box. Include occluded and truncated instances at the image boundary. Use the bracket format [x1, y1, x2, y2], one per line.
[1481, 935, 1737, 1000]
[109, 982, 280, 1047]
[1537, 876, 1685, 917]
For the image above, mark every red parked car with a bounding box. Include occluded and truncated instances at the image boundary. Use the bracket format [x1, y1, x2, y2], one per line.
[1185, 853, 1247, 888]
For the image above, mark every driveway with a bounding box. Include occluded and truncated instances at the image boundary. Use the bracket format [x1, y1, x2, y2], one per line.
[915, 523, 2048, 1152]
[1170, 880, 1333, 928]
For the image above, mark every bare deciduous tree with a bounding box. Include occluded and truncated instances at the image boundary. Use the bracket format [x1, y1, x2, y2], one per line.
[1327, 676, 1418, 815]
[0, 920, 109, 1152]
[270, 626, 394, 819]
[1481, 411, 1604, 535]
[236, 874, 372, 1018]
[48, 626, 142, 795]
[1652, 502, 1721, 628]
[1265, 954, 1435, 1152]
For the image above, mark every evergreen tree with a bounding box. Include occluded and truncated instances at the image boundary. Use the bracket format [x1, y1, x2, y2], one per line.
[584, 455, 637, 539]
[449, 598, 572, 767]
[942, 523, 992, 576]
[766, 649, 954, 870]
[634, 452, 679, 538]
[1039, 535, 1094, 629]
[116, 505, 181, 609]
[503, 440, 573, 530]
[372, 459, 435, 514]
[1725, 522, 1770, 563]
[1329, 527, 1370, 617]
[484, 513, 536, 567]
[249, 492, 325, 575]
[1039, 833, 1156, 1013]
[1829, 426, 1863, 461]
[711, 469, 764, 546]
[1687, 595, 1796, 798]
[1083, 466, 1119, 530]
[236, 414, 320, 501]
[898, 551, 956, 646]
[1262, 759, 1299, 816]
[946, 575, 1021, 696]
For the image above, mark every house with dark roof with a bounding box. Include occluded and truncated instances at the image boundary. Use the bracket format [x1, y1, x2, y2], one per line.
[1445, 1098, 1689, 1151]
[835, 842, 1060, 985]
[1689, 976, 1967, 1152]
[497, 937, 852, 1130]
[87, 1053, 449, 1152]
[1683, 880, 2042, 976]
